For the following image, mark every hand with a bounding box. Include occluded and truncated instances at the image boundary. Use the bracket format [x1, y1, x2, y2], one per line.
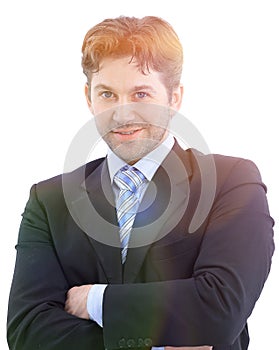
[165, 347, 212, 350]
[65, 284, 93, 319]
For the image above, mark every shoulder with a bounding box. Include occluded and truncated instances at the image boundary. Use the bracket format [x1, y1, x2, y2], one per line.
[188, 147, 259, 171]
[33, 157, 106, 202]
[187, 148, 264, 188]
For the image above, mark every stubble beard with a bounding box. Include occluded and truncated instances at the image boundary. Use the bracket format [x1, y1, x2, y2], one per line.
[104, 127, 168, 164]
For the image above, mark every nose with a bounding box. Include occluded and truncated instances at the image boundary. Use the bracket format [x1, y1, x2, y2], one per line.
[112, 102, 137, 125]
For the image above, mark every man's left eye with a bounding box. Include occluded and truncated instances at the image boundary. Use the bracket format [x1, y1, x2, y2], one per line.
[136, 92, 148, 99]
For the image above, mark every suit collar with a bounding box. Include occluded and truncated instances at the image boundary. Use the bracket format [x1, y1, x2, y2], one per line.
[82, 139, 191, 192]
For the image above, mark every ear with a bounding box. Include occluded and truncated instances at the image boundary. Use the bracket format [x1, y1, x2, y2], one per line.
[84, 82, 93, 111]
[170, 84, 184, 112]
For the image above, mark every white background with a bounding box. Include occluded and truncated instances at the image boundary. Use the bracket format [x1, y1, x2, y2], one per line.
[0, 1, 278, 349]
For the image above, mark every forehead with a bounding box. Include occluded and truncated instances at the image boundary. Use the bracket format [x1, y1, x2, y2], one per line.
[90, 56, 165, 91]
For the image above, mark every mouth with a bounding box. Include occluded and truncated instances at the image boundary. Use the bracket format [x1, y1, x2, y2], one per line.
[112, 127, 145, 140]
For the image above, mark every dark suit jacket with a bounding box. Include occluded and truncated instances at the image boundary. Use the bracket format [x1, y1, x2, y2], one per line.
[7, 144, 274, 350]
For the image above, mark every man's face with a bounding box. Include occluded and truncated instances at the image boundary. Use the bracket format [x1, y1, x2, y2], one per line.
[86, 57, 182, 164]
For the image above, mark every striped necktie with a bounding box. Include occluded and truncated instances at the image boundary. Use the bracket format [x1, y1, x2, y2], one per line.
[114, 165, 146, 263]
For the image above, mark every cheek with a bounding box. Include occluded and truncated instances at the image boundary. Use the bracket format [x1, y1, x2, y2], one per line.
[90, 101, 103, 116]
[142, 111, 171, 129]
[90, 96, 115, 114]
[94, 109, 114, 134]
[94, 117, 107, 134]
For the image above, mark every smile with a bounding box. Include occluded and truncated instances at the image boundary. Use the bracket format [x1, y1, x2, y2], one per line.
[112, 128, 144, 140]
[117, 130, 140, 135]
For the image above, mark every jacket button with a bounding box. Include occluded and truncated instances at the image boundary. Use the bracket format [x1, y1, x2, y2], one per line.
[137, 338, 144, 347]
[144, 338, 152, 347]
[119, 338, 126, 348]
[127, 339, 136, 348]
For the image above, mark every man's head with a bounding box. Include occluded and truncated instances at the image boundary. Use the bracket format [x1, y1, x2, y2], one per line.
[81, 16, 184, 164]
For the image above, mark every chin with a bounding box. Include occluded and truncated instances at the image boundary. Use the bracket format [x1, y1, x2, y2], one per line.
[107, 135, 163, 162]
[113, 145, 146, 164]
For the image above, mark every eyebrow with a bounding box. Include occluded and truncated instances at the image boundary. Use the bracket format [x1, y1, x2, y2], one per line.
[93, 84, 114, 92]
[129, 85, 157, 94]
[93, 84, 157, 94]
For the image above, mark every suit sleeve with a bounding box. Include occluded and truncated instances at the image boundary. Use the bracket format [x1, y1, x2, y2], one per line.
[7, 185, 104, 350]
[102, 159, 275, 348]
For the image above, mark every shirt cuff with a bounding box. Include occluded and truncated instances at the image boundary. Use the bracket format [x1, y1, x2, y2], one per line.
[87, 284, 107, 327]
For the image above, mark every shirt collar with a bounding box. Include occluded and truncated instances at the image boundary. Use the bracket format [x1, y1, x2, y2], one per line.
[107, 134, 175, 183]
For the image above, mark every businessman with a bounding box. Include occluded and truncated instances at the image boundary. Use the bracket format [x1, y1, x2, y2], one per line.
[7, 16, 274, 350]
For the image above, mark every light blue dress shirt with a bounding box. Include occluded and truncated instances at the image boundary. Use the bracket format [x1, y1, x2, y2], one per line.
[87, 135, 175, 348]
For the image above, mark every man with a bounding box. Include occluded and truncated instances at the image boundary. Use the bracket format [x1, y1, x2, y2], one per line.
[7, 16, 274, 350]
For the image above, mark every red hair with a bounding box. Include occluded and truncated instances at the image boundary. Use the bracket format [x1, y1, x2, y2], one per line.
[81, 16, 183, 94]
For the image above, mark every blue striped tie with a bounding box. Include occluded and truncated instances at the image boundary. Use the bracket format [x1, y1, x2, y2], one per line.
[114, 165, 146, 263]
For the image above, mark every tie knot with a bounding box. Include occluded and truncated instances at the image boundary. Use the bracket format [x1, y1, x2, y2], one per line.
[114, 165, 146, 193]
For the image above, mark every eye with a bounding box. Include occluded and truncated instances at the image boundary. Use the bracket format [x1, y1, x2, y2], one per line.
[135, 91, 148, 99]
[100, 91, 114, 99]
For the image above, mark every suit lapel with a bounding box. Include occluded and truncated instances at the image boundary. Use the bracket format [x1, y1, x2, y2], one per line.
[69, 144, 194, 284]
[70, 160, 123, 283]
[123, 143, 193, 283]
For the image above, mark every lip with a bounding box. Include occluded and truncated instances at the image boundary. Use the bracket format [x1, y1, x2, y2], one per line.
[112, 128, 144, 141]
